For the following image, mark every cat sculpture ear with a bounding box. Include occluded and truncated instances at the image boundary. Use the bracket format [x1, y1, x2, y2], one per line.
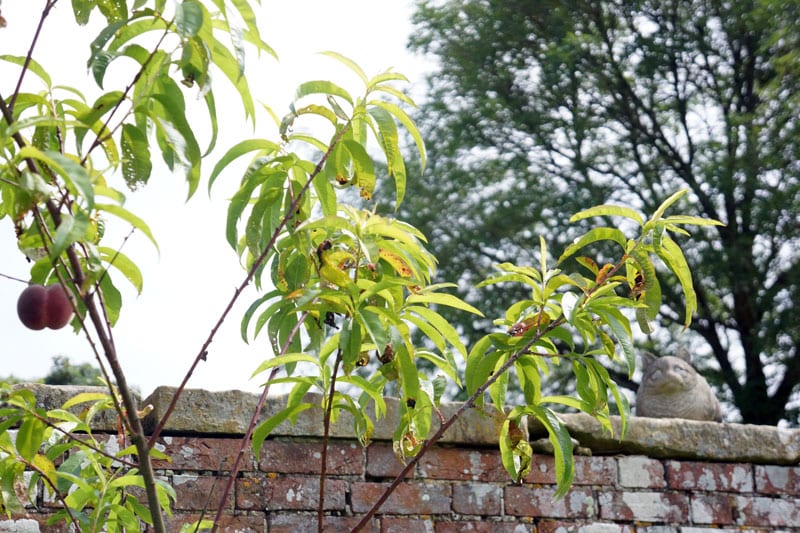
[641, 351, 658, 367]
[675, 347, 691, 362]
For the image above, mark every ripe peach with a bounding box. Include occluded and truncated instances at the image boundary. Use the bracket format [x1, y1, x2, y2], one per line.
[17, 284, 48, 330]
[17, 283, 74, 331]
[44, 284, 73, 329]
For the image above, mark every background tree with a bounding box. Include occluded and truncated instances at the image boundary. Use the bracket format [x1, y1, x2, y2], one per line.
[43, 355, 103, 386]
[404, 0, 800, 424]
[0, 356, 102, 385]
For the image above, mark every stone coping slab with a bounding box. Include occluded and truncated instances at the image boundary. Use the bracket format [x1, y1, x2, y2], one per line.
[528, 412, 800, 465]
[11, 384, 800, 464]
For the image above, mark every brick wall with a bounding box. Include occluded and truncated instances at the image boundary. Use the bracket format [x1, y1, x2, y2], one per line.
[151, 436, 799, 532]
[4, 386, 800, 532]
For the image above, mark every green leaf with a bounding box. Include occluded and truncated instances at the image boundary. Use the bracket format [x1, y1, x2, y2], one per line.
[50, 211, 90, 261]
[95, 203, 159, 253]
[96, 0, 127, 23]
[98, 247, 144, 294]
[208, 139, 280, 191]
[319, 51, 368, 84]
[16, 417, 47, 462]
[151, 83, 202, 197]
[358, 308, 390, 351]
[569, 204, 644, 226]
[513, 405, 574, 497]
[656, 235, 697, 329]
[406, 305, 468, 359]
[176, 0, 204, 37]
[406, 291, 484, 316]
[370, 100, 426, 173]
[61, 391, 111, 410]
[649, 189, 688, 223]
[295, 80, 354, 105]
[598, 306, 636, 377]
[0, 55, 51, 88]
[661, 215, 725, 227]
[252, 403, 313, 461]
[367, 106, 400, 176]
[340, 317, 364, 375]
[121, 123, 152, 189]
[17, 148, 94, 208]
[465, 335, 502, 400]
[558, 227, 628, 264]
[251, 353, 320, 379]
[499, 418, 532, 482]
[343, 140, 376, 200]
[98, 272, 122, 325]
[71, 0, 94, 24]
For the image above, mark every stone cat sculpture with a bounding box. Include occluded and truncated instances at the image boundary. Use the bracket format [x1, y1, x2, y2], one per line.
[635, 348, 722, 422]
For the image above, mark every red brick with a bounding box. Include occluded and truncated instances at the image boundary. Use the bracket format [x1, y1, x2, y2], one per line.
[163, 511, 265, 532]
[351, 481, 452, 514]
[505, 486, 595, 518]
[691, 493, 734, 524]
[598, 491, 689, 522]
[268, 512, 378, 532]
[367, 443, 414, 478]
[537, 520, 633, 533]
[526, 455, 617, 486]
[617, 456, 666, 488]
[171, 474, 232, 511]
[667, 460, 752, 492]
[259, 439, 364, 475]
[755, 464, 800, 496]
[236, 475, 346, 511]
[151, 436, 253, 471]
[435, 519, 532, 532]
[417, 446, 507, 481]
[452, 482, 502, 515]
[734, 495, 800, 527]
[381, 517, 435, 532]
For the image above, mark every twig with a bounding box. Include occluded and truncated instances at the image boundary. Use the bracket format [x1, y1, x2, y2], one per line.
[352, 252, 634, 530]
[147, 117, 354, 448]
[210, 310, 310, 531]
[318, 349, 343, 532]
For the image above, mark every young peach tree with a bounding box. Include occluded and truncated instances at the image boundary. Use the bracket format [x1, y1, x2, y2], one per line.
[0, 1, 719, 531]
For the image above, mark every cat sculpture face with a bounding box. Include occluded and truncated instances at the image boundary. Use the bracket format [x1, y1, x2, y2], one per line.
[635, 348, 722, 422]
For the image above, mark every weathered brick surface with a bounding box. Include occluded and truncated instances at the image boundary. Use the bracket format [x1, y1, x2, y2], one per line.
[526, 455, 617, 486]
[733, 495, 800, 527]
[259, 439, 364, 476]
[236, 474, 346, 511]
[451, 482, 502, 515]
[505, 486, 596, 518]
[755, 464, 800, 496]
[268, 512, 377, 532]
[597, 491, 689, 522]
[434, 519, 534, 532]
[152, 436, 252, 471]
[163, 512, 265, 533]
[417, 445, 508, 481]
[690, 493, 734, 524]
[618, 456, 666, 488]
[366, 442, 413, 478]
[171, 474, 232, 511]
[351, 481, 452, 514]
[537, 521, 633, 533]
[666, 460, 753, 492]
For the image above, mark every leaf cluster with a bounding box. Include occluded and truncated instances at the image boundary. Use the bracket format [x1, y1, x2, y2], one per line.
[0, 384, 175, 530]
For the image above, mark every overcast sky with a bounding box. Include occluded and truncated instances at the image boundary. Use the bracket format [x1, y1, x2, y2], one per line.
[0, 1, 431, 397]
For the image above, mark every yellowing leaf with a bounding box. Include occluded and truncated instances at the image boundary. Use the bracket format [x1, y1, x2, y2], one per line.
[379, 248, 413, 277]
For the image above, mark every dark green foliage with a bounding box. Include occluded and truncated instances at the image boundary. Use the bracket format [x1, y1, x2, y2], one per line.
[405, 0, 800, 425]
[43, 356, 103, 386]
